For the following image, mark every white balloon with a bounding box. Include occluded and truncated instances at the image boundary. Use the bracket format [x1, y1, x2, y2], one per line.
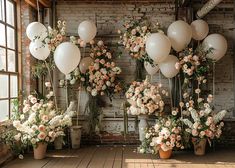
[29, 40, 50, 60]
[79, 57, 94, 73]
[167, 20, 192, 52]
[26, 22, 47, 41]
[78, 21, 97, 43]
[203, 34, 227, 61]
[144, 62, 159, 76]
[54, 42, 81, 75]
[146, 33, 171, 63]
[159, 55, 179, 78]
[191, 19, 209, 41]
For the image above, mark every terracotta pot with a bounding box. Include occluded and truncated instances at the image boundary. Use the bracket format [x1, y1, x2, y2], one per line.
[159, 148, 172, 159]
[192, 138, 207, 156]
[33, 142, 47, 159]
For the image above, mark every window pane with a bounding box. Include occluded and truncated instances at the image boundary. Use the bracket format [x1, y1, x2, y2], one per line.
[10, 98, 18, 118]
[7, 26, 15, 49]
[0, 47, 6, 71]
[0, 23, 6, 46]
[7, 50, 15, 71]
[0, 0, 5, 21]
[0, 100, 9, 121]
[0, 74, 8, 98]
[6, 0, 14, 26]
[10, 75, 17, 97]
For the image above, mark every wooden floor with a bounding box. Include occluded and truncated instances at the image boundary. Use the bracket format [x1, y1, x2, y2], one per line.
[3, 146, 235, 168]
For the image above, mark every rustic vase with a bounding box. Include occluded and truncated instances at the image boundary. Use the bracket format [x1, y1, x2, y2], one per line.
[54, 136, 63, 150]
[159, 148, 172, 159]
[70, 125, 82, 149]
[192, 138, 207, 156]
[33, 142, 47, 160]
[138, 115, 148, 142]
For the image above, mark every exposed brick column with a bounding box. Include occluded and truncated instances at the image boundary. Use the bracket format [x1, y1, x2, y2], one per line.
[20, 0, 37, 95]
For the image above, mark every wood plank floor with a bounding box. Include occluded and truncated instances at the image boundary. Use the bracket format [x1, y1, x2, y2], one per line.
[3, 146, 235, 168]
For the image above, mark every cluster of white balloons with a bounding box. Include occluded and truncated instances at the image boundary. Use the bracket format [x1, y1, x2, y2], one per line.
[145, 19, 227, 78]
[27, 20, 97, 75]
[26, 22, 50, 60]
[54, 20, 97, 74]
[77, 21, 97, 73]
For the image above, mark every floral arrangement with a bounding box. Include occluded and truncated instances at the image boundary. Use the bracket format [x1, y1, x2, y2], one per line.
[181, 99, 226, 141]
[139, 116, 184, 153]
[61, 40, 122, 98]
[125, 79, 168, 116]
[32, 20, 66, 78]
[175, 46, 212, 89]
[0, 128, 26, 157]
[44, 20, 66, 52]
[118, 18, 162, 63]
[12, 83, 74, 147]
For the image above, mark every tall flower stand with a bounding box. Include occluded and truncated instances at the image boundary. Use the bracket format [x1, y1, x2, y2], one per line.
[192, 138, 207, 155]
[33, 142, 47, 160]
[138, 115, 148, 141]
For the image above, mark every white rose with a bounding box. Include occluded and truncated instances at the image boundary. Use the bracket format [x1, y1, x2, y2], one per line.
[91, 89, 97, 96]
[106, 81, 111, 86]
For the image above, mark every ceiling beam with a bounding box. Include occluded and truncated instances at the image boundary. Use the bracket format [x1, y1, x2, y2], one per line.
[25, 0, 50, 9]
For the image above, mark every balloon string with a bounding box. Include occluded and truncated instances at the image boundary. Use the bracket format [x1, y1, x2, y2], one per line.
[44, 60, 58, 110]
[158, 70, 162, 86]
[178, 75, 182, 102]
[213, 62, 215, 107]
[168, 78, 173, 111]
[174, 77, 177, 107]
[36, 0, 40, 22]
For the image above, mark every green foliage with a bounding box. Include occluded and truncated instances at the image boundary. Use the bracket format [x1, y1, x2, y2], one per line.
[0, 128, 26, 156]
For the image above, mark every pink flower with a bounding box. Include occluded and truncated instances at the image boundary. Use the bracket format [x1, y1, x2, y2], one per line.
[193, 55, 199, 61]
[45, 82, 51, 88]
[97, 40, 104, 46]
[175, 62, 181, 70]
[39, 125, 46, 132]
[30, 97, 37, 104]
[100, 59, 105, 64]
[192, 129, 198, 136]
[38, 132, 46, 140]
[42, 115, 49, 122]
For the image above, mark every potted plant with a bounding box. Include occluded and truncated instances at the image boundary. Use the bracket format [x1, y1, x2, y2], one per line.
[182, 95, 227, 155]
[12, 83, 73, 159]
[125, 79, 168, 141]
[140, 116, 184, 159]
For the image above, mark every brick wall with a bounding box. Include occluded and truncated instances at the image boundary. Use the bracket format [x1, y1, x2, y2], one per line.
[56, 1, 175, 136]
[56, 0, 234, 140]
[21, 1, 37, 95]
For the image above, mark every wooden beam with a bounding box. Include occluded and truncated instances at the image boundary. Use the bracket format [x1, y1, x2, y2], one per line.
[24, 0, 50, 9]
[39, 0, 50, 7]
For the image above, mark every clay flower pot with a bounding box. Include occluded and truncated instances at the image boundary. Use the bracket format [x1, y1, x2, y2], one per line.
[159, 148, 172, 159]
[33, 142, 47, 159]
[192, 138, 207, 156]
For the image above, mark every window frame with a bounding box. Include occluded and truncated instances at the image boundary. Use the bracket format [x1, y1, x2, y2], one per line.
[0, 0, 19, 121]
